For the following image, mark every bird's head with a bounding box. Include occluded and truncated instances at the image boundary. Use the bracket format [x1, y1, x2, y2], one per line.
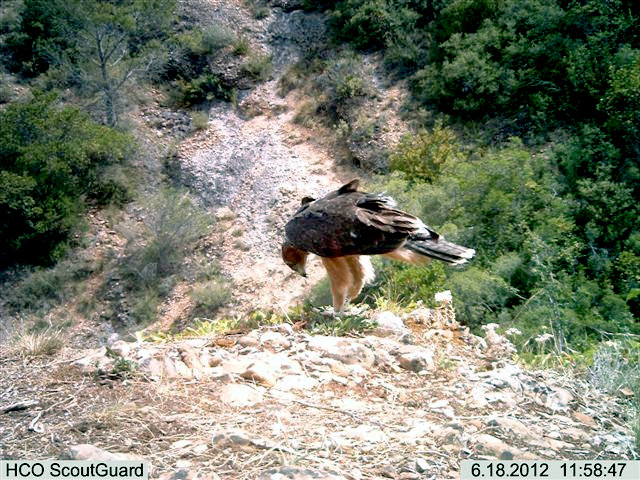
[281, 241, 309, 277]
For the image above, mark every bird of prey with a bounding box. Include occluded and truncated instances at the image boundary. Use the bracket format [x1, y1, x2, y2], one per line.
[281, 179, 475, 311]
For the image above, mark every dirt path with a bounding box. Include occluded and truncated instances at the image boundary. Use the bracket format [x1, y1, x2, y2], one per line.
[176, 2, 359, 315]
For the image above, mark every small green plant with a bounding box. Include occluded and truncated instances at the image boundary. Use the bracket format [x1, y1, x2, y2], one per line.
[13, 329, 65, 357]
[105, 347, 137, 378]
[182, 74, 237, 105]
[246, 0, 270, 19]
[191, 110, 209, 130]
[232, 37, 250, 56]
[201, 25, 236, 51]
[191, 278, 231, 314]
[242, 53, 273, 81]
[309, 305, 376, 336]
[183, 317, 241, 337]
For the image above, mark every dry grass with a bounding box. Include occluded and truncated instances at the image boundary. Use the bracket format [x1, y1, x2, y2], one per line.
[12, 329, 65, 357]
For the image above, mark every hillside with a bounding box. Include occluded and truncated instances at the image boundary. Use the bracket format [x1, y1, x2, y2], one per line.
[0, 0, 639, 478]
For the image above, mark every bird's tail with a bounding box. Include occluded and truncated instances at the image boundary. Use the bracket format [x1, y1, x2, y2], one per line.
[405, 238, 475, 265]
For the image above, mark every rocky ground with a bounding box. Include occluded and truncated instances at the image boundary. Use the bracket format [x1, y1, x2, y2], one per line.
[1, 1, 638, 478]
[1, 301, 636, 479]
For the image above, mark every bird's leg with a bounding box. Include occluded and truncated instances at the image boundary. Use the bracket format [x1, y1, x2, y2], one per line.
[344, 255, 365, 301]
[321, 257, 350, 312]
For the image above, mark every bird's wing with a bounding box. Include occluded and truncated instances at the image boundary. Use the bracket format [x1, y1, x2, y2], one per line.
[285, 185, 436, 257]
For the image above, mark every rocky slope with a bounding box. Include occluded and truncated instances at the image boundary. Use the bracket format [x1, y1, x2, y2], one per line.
[1, 1, 637, 479]
[1, 300, 636, 479]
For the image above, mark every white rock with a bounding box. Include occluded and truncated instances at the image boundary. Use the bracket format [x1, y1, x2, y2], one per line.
[396, 346, 435, 372]
[219, 383, 264, 407]
[275, 374, 318, 392]
[435, 290, 452, 303]
[371, 311, 410, 337]
[241, 363, 278, 387]
[307, 336, 375, 368]
[66, 444, 142, 461]
[471, 434, 524, 459]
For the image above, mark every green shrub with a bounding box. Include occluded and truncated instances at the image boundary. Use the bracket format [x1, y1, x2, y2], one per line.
[0, 92, 134, 266]
[389, 121, 461, 182]
[181, 74, 237, 105]
[241, 53, 273, 82]
[7, 258, 90, 313]
[192, 278, 231, 314]
[120, 188, 210, 287]
[201, 24, 236, 51]
[368, 260, 448, 307]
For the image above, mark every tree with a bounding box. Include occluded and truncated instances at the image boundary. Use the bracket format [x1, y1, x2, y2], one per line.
[0, 92, 133, 266]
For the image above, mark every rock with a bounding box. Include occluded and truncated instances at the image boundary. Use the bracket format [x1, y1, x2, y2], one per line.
[482, 323, 516, 358]
[178, 344, 203, 371]
[257, 466, 343, 479]
[241, 362, 279, 387]
[307, 336, 375, 368]
[65, 444, 142, 461]
[572, 411, 597, 427]
[238, 334, 260, 348]
[405, 307, 433, 325]
[268, 0, 305, 12]
[170, 440, 193, 450]
[470, 434, 523, 459]
[275, 374, 318, 391]
[435, 290, 452, 303]
[370, 311, 409, 337]
[158, 469, 220, 480]
[546, 386, 574, 410]
[211, 430, 254, 449]
[220, 358, 253, 375]
[173, 359, 193, 378]
[108, 340, 134, 357]
[433, 426, 463, 446]
[396, 346, 435, 373]
[260, 330, 291, 350]
[219, 383, 264, 407]
[487, 416, 543, 442]
[415, 458, 430, 473]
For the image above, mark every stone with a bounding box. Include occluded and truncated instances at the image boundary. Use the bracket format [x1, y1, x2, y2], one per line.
[415, 458, 430, 473]
[487, 416, 543, 442]
[275, 374, 318, 391]
[470, 434, 523, 459]
[214, 207, 235, 221]
[260, 331, 291, 350]
[256, 466, 343, 480]
[158, 469, 220, 480]
[178, 344, 203, 370]
[241, 363, 279, 387]
[405, 307, 433, 325]
[219, 383, 264, 407]
[170, 440, 193, 450]
[572, 411, 597, 427]
[546, 386, 574, 411]
[237, 334, 260, 348]
[108, 341, 134, 357]
[396, 346, 435, 373]
[307, 336, 375, 368]
[65, 444, 142, 461]
[220, 358, 253, 375]
[435, 290, 452, 303]
[370, 311, 409, 337]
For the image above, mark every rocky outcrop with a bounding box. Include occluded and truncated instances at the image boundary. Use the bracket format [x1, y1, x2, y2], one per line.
[57, 299, 637, 479]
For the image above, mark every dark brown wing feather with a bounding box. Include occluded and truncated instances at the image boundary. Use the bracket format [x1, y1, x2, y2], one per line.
[284, 181, 430, 257]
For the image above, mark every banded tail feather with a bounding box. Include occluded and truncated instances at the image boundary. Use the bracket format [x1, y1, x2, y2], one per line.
[405, 238, 475, 265]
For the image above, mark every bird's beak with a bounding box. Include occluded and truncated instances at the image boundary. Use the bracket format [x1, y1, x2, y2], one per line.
[294, 265, 307, 277]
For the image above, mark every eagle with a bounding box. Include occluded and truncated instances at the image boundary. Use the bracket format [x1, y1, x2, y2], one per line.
[281, 179, 475, 311]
